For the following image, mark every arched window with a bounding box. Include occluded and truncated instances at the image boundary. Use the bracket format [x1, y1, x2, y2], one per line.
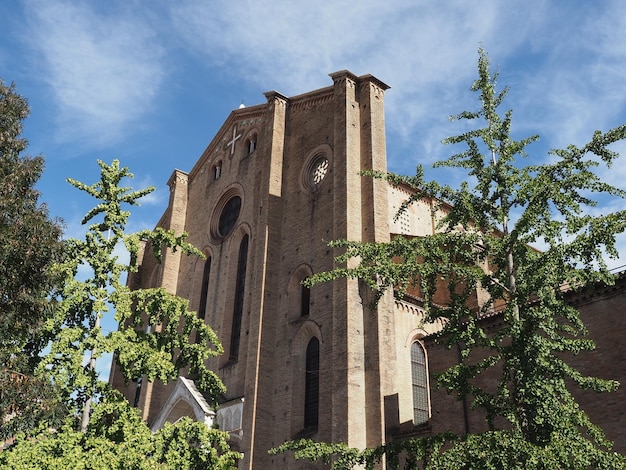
[287, 265, 313, 322]
[229, 235, 248, 361]
[219, 196, 241, 238]
[243, 132, 257, 158]
[198, 257, 211, 320]
[132, 376, 142, 408]
[411, 341, 429, 425]
[214, 161, 222, 180]
[301, 280, 310, 317]
[304, 337, 320, 429]
[244, 133, 257, 156]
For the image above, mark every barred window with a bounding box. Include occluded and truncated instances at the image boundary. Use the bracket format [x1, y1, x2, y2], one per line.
[411, 341, 429, 425]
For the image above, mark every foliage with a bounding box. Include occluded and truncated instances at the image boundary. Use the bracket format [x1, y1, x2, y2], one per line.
[271, 433, 453, 469]
[276, 49, 626, 468]
[2, 159, 239, 468]
[275, 431, 626, 469]
[0, 79, 65, 439]
[0, 391, 240, 469]
[39, 159, 225, 429]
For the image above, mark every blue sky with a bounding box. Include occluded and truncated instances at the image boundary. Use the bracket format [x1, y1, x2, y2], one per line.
[2, 1, 626, 374]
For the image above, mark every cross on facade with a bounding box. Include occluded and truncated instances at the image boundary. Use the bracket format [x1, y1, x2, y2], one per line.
[226, 125, 242, 156]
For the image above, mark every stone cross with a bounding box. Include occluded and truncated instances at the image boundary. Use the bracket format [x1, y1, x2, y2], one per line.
[226, 125, 242, 156]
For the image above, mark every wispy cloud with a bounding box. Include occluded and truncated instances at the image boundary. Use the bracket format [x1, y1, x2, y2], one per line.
[167, 1, 553, 170]
[8, 0, 626, 268]
[22, 0, 165, 148]
[167, 1, 626, 171]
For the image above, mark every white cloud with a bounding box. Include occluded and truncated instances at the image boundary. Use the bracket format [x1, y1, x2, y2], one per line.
[168, 1, 626, 162]
[11, 0, 626, 269]
[22, 0, 165, 148]
[167, 1, 557, 166]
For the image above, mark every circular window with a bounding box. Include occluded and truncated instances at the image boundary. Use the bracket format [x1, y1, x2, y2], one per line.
[302, 152, 330, 191]
[210, 188, 243, 241]
[301, 145, 333, 192]
[218, 196, 241, 237]
[310, 155, 329, 185]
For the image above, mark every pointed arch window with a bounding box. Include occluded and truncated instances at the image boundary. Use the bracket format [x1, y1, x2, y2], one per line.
[411, 340, 429, 425]
[245, 133, 257, 156]
[301, 279, 310, 317]
[229, 235, 248, 361]
[304, 337, 320, 429]
[198, 257, 211, 320]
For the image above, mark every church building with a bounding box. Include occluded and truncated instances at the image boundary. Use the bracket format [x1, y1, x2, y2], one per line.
[109, 71, 626, 468]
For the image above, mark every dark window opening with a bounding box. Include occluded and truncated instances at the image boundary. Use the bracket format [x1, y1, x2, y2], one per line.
[195, 257, 211, 344]
[301, 281, 310, 317]
[304, 337, 320, 429]
[229, 235, 248, 361]
[245, 134, 257, 155]
[198, 257, 211, 320]
[132, 377, 142, 408]
[219, 196, 241, 237]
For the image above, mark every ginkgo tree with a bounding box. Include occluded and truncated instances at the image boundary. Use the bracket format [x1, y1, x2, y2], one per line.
[44, 159, 226, 430]
[2, 159, 239, 469]
[273, 49, 626, 469]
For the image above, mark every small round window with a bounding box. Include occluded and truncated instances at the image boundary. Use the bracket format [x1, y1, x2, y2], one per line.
[301, 146, 333, 192]
[303, 153, 330, 191]
[218, 196, 241, 237]
[310, 155, 329, 185]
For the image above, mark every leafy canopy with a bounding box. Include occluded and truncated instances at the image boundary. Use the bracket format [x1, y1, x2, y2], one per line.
[276, 48, 626, 468]
[2, 159, 239, 468]
[1, 391, 240, 470]
[40, 159, 226, 427]
[0, 78, 65, 440]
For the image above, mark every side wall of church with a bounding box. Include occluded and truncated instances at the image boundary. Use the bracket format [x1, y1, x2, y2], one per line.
[424, 276, 626, 454]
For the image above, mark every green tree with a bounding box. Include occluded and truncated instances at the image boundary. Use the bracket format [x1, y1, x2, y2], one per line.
[41, 159, 226, 430]
[274, 49, 626, 468]
[0, 79, 65, 440]
[2, 159, 239, 468]
[0, 390, 239, 469]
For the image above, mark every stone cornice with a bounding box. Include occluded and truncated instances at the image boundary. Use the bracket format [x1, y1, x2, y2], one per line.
[329, 69, 360, 86]
[358, 73, 391, 92]
[289, 89, 334, 110]
[565, 270, 626, 306]
[167, 168, 188, 188]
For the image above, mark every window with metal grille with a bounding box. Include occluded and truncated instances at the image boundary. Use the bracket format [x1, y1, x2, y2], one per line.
[411, 341, 429, 425]
[304, 337, 319, 429]
[229, 235, 248, 361]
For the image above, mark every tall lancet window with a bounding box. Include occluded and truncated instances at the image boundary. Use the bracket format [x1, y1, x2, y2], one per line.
[301, 279, 310, 317]
[304, 337, 320, 429]
[198, 257, 211, 320]
[229, 235, 248, 361]
[411, 340, 429, 425]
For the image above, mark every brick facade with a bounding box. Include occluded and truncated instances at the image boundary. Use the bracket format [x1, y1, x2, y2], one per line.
[109, 72, 626, 468]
